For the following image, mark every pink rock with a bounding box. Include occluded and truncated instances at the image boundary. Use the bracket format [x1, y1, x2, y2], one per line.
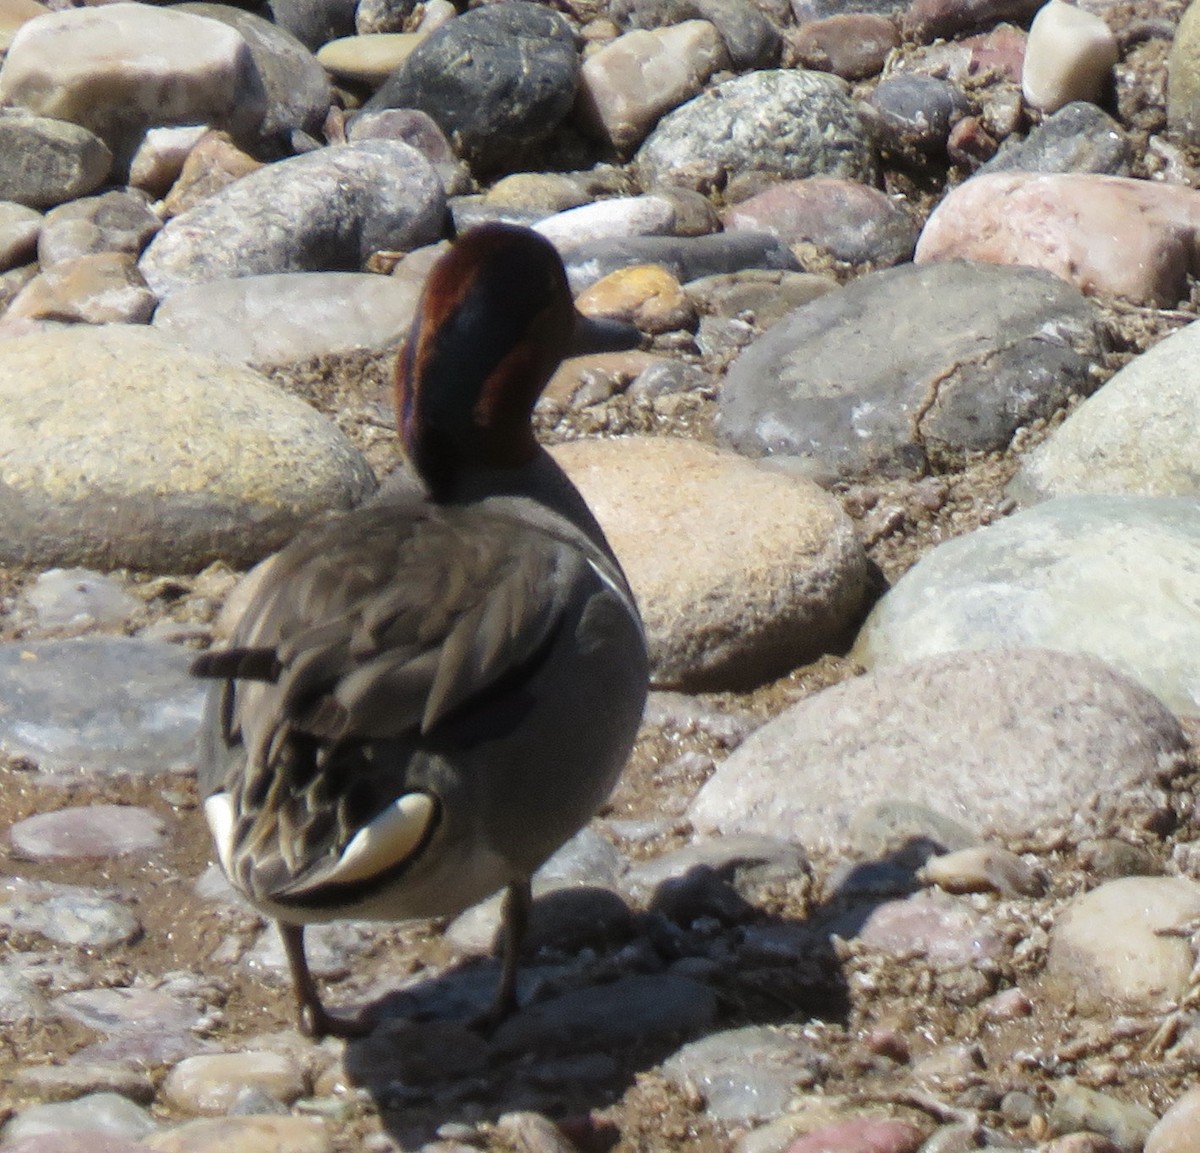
[915, 172, 1200, 306]
[723, 177, 917, 266]
[855, 891, 1003, 966]
[8, 803, 168, 859]
[786, 1118, 927, 1153]
[1144, 1084, 1200, 1153]
[788, 15, 899, 80]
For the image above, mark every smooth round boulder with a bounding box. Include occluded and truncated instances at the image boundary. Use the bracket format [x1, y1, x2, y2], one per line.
[0, 326, 377, 571]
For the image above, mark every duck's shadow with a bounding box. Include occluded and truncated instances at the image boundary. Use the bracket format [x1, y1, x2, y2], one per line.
[337, 839, 934, 1148]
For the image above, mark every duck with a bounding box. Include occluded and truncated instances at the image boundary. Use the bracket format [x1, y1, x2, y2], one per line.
[191, 223, 649, 1040]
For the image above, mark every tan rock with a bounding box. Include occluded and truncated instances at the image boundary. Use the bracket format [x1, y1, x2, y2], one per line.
[164, 130, 262, 218]
[7, 252, 156, 323]
[162, 1051, 307, 1115]
[316, 32, 425, 85]
[575, 264, 695, 334]
[144, 1116, 333, 1153]
[0, 0, 46, 52]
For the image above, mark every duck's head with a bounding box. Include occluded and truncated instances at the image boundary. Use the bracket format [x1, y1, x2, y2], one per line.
[395, 223, 639, 501]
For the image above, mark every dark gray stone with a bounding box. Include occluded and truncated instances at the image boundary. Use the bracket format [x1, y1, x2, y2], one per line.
[635, 70, 877, 195]
[362, 3, 580, 175]
[175, 3, 332, 142]
[267, 0, 357, 49]
[869, 74, 969, 154]
[716, 261, 1103, 481]
[38, 191, 160, 268]
[0, 115, 112, 210]
[980, 101, 1132, 176]
[625, 0, 780, 69]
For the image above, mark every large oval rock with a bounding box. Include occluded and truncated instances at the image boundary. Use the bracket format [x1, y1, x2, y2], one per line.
[635, 69, 877, 196]
[552, 436, 870, 690]
[1009, 316, 1200, 503]
[688, 648, 1186, 851]
[852, 495, 1200, 715]
[138, 140, 444, 296]
[0, 326, 376, 570]
[0, 115, 112, 209]
[362, 2, 579, 175]
[717, 261, 1103, 482]
[0, 3, 266, 169]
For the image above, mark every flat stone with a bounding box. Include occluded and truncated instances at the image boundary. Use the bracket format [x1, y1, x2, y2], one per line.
[717, 261, 1102, 482]
[317, 32, 425, 85]
[140, 140, 444, 297]
[0, 326, 376, 570]
[1009, 316, 1200, 502]
[153, 271, 421, 365]
[786, 1118, 927, 1153]
[635, 69, 876, 197]
[0, 879, 142, 947]
[162, 1052, 308, 1116]
[689, 648, 1186, 850]
[0, 3, 266, 169]
[0, 1093, 157, 1145]
[534, 196, 677, 246]
[9, 804, 168, 860]
[552, 436, 870, 689]
[1044, 877, 1200, 1014]
[11, 1062, 155, 1105]
[851, 495, 1200, 715]
[20, 568, 140, 630]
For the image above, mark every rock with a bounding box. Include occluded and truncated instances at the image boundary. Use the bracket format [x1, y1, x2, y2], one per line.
[160, 129, 262, 218]
[902, 0, 1039, 42]
[787, 14, 899, 80]
[9, 804, 169, 861]
[576, 21, 729, 154]
[850, 891, 1003, 967]
[0, 4, 266, 170]
[915, 172, 1200, 306]
[356, 0, 419, 34]
[21, 568, 140, 630]
[7, 253, 157, 324]
[1146, 1087, 1200, 1153]
[173, 3, 332, 142]
[575, 265, 695, 334]
[921, 845, 1043, 897]
[0, 637, 206, 774]
[0, 116, 112, 210]
[361, 2, 580, 175]
[0, 200, 41, 269]
[139, 140, 445, 297]
[552, 436, 870, 689]
[1022, 0, 1118, 114]
[784, 1118, 927, 1153]
[37, 190, 160, 267]
[852, 495, 1200, 715]
[1009, 315, 1200, 502]
[623, 0, 780, 69]
[561, 231, 800, 293]
[0, 880, 141, 948]
[267, 0, 356, 50]
[689, 649, 1186, 850]
[661, 1026, 826, 1123]
[162, 1052, 308, 1116]
[868, 74, 969, 155]
[979, 101, 1131, 176]
[0, 326, 376, 570]
[0, 1094, 157, 1145]
[683, 269, 835, 328]
[534, 196, 677, 246]
[1168, 0, 1200, 145]
[723, 178, 918, 267]
[152, 271, 421, 365]
[1048, 1081, 1158, 1151]
[11, 1062, 155, 1106]
[0, 0, 46, 52]
[127, 126, 210, 197]
[717, 261, 1102, 482]
[317, 32, 425, 86]
[635, 69, 877, 197]
[143, 1116, 333, 1153]
[1045, 877, 1200, 1015]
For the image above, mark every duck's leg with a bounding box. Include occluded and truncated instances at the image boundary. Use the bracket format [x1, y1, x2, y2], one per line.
[279, 922, 374, 1039]
[473, 878, 531, 1032]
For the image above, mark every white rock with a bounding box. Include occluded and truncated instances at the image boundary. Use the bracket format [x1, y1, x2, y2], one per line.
[162, 1051, 308, 1116]
[1022, 1, 1118, 114]
[534, 195, 676, 246]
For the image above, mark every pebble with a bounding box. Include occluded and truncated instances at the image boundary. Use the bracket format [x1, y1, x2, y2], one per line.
[844, 890, 1003, 968]
[1022, 0, 1118, 114]
[534, 195, 677, 246]
[1044, 876, 1200, 1013]
[868, 74, 969, 156]
[9, 803, 168, 860]
[142, 1116, 333, 1153]
[1, 1093, 158, 1144]
[717, 260, 1102, 482]
[0, 4, 265, 170]
[1048, 1081, 1157, 1152]
[7, 252, 156, 324]
[36, 190, 159, 268]
[552, 435, 870, 689]
[635, 69, 877, 197]
[127, 126, 210, 197]
[578, 21, 729, 153]
[11, 1062, 156, 1105]
[1009, 314, 1200, 502]
[0, 200, 42, 269]
[786, 14, 899, 80]
[160, 130, 262, 218]
[980, 100, 1131, 176]
[361, 2, 580, 175]
[0, 878, 141, 947]
[575, 264, 695, 333]
[903, 0, 1038, 41]
[152, 271, 421, 364]
[921, 845, 1042, 897]
[915, 172, 1200, 306]
[852, 495, 1200, 715]
[1168, 0, 1200, 144]
[316, 32, 425, 85]
[0, 326, 376, 570]
[21, 567, 140, 630]
[162, 1051, 309, 1116]
[723, 177, 918, 267]
[689, 648, 1186, 850]
[661, 1025, 825, 1122]
[0, 116, 112, 210]
[139, 140, 445, 297]
[784, 1118, 927, 1153]
[1146, 1086, 1200, 1153]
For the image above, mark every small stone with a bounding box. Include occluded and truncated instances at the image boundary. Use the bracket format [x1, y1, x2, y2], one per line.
[0, 200, 43, 270]
[22, 568, 140, 630]
[7, 252, 157, 324]
[142, 1115, 333, 1153]
[784, 1118, 927, 1153]
[493, 1113, 579, 1153]
[921, 845, 1044, 897]
[575, 264, 695, 333]
[127, 126, 210, 197]
[10, 804, 168, 860]
[1022, 0, 1118, 114]
[787, 14, 898, 80]
[1146, 1087, 1200, 1153]
[1048, 1081, 1157, 1152]
[1, 1092, 158, 1144]
[317, 32, 425, 85]
[162, 1052, 308, 1116]
[0, 115, 112, 210]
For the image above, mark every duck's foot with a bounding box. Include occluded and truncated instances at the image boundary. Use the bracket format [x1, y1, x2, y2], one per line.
[280, 921, 375, 1040]
[469, 878, 531, 1035]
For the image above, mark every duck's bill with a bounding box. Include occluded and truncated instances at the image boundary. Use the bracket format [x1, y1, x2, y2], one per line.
[569, 312, 643, 356]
